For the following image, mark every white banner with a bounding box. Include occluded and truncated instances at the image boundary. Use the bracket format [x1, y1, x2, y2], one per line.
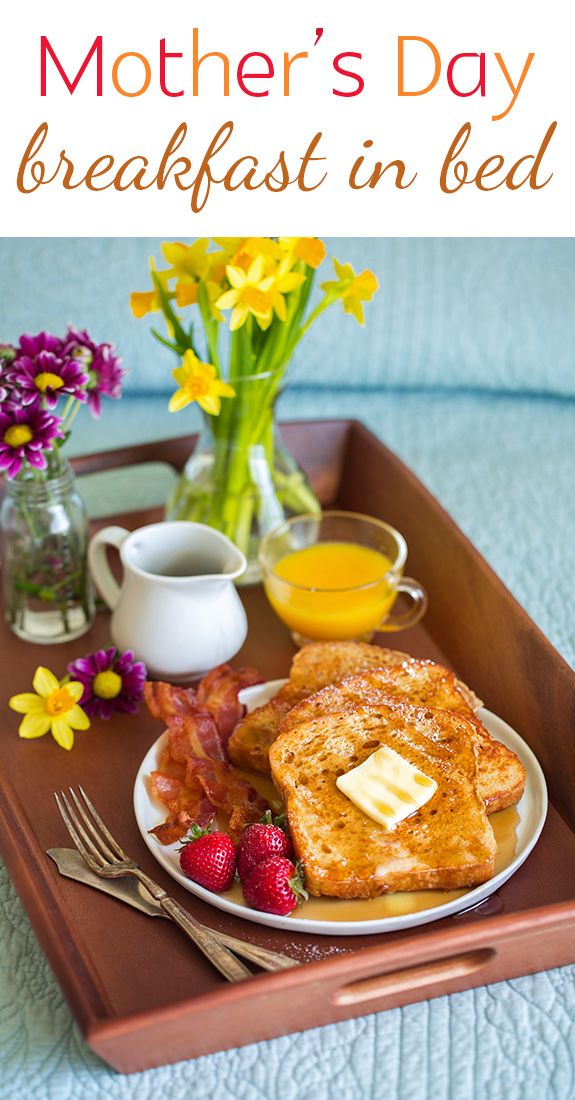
[0, 0, 571, 235]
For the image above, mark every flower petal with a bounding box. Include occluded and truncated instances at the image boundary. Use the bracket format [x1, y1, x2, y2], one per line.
[19, 712, 52, 739]
[66, 681, 85, 704]
[67, 705, 91, 731]
[33, 666, 60, 698]
[215, 289, 239, 310]
[229, 304, 249, 331]
[51, 718, 75, 751]
[168, 389, 191, 413]
[9, 692, 45, 714]
[198, 393, 222, 416]
[226, 266, 246, 290]
[213, 381, 236, 398]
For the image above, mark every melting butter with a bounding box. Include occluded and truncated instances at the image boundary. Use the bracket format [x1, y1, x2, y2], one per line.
[336, 745, 437, 829]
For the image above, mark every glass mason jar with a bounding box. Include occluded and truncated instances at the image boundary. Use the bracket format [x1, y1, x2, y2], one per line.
[166, 373, 321, 585]
[1, 458, 95, 643]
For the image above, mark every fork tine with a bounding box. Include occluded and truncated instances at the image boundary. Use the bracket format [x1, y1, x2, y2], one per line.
[59, 790, 108, 866]
[54, 791, 102, 871]
[76, 785, 127, 860]
[68, 788, 118, 863]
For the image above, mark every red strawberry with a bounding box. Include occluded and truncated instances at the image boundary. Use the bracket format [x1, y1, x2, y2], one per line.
[237, 820, 294, 882]
[179, 825, 236, 893]
[242, 857, 308, 916]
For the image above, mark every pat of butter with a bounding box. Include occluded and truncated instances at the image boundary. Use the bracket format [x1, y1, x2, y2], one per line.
[336, 746, 437, 829]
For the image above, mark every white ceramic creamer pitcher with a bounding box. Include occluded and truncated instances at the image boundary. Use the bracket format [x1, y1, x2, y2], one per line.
[88, 522, 247, 680]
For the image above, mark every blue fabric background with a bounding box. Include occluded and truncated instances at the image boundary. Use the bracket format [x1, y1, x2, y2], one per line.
[3, 237, 575, 397]
[0, 238, 574, 1100]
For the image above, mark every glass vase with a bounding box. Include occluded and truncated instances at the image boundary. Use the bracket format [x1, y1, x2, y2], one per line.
[166, 374, 321, 584]
[1, 457, 95, 643]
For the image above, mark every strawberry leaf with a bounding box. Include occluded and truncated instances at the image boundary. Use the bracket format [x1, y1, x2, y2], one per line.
[177, 822, 210, 849]
[289, 861, 309, 906]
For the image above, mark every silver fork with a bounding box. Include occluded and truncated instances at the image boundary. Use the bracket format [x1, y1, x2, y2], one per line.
[54, 786, 295, 980]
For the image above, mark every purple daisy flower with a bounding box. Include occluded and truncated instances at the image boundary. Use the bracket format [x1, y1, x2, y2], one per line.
[17, 332, 63, 358]
[67, 647, 147, 720]
[61, 327, 125, 417]
[7, 350, 89, 409]
[0, 404, 63, 479]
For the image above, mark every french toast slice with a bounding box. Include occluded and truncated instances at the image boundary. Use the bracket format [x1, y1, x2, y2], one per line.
[269, 702, 497, 898]
[228, 641, 524, 815]
[227, 682, 307, 772]
[229, 642, 417, 773]
[280, 665, 526, 814]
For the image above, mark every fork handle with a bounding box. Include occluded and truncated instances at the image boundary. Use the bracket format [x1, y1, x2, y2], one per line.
[159, 895, 252, 981]
[131, 868, 251, 981]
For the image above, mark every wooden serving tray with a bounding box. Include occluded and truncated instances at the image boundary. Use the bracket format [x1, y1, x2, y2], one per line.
[1, 419, 575, 1074]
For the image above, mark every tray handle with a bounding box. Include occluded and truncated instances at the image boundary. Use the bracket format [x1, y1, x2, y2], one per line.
[332, 948, 495, 1007]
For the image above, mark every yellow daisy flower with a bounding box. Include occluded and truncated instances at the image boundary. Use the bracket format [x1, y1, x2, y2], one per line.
[215, 256, 275, 331]
[169, 350, 235, 415]
[9, 667, 90, 751]
[321, 259, 379, 325]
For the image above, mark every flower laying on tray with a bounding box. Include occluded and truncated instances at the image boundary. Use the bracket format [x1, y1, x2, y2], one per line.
[68, 647, 147, 720]
[8, 647, 147, 750]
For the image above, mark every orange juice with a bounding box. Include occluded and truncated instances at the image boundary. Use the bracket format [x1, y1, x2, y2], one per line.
[265, 541, 397, 640]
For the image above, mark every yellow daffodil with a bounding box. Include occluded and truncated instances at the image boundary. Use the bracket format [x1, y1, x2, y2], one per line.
[161, 239, 210, 279]
[321, 259, 379, 325]
[175, 282, 198, 308]
[130, 267, 174, 318]
[9, 666, 90, 751]
[130, 290, 159, 318]
[169, 350, 235, 415]
[229, 237, 283, 273]
[279, 237, 327, 269]
[215, 256, 275, 331]
[262, 258, 306, 321]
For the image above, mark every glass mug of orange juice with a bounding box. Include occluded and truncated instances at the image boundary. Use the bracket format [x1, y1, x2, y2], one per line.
[259, 511, 428, 645]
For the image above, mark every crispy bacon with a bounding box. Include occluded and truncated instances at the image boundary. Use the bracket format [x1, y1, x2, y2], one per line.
[146, 663, 269, 846]
[144, 681, 198, 720]
[196, 664, 263, 745]
[166, 714, 226, 763]
[188, 756, 269, 823]
[148, 769, 215, 844]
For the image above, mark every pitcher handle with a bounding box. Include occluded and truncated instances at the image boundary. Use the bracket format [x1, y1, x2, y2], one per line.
[378, 577, 428, 632]
[88, 526, 129, 610]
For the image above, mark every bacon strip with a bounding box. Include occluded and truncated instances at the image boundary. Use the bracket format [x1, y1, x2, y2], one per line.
[167, 714, 226, 763]
[197, 664, 263, 745]
[148, 771, 215, 844]
[189, 757, 269, 834]
[145, 664, 268, 845]
[144, 681, 198, 720]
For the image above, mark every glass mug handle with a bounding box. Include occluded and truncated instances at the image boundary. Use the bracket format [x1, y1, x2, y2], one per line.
[377, 577, 428, 632]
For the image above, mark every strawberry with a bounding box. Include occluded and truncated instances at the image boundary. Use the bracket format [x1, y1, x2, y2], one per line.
[237, 816, 294, 882]
[178, 825, 236, 893]
[242, 857, 308, 916]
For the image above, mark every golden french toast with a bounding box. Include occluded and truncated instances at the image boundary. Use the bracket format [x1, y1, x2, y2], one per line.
[280, 665, 526, 814]
[228, 642, 413, 773]
[228, 681, 308, 773]
[228, 642, 525, 816]
[269, 702, 497, 898]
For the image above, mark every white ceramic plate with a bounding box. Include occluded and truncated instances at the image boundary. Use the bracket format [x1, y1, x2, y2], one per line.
[133, 680, 548, 936]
